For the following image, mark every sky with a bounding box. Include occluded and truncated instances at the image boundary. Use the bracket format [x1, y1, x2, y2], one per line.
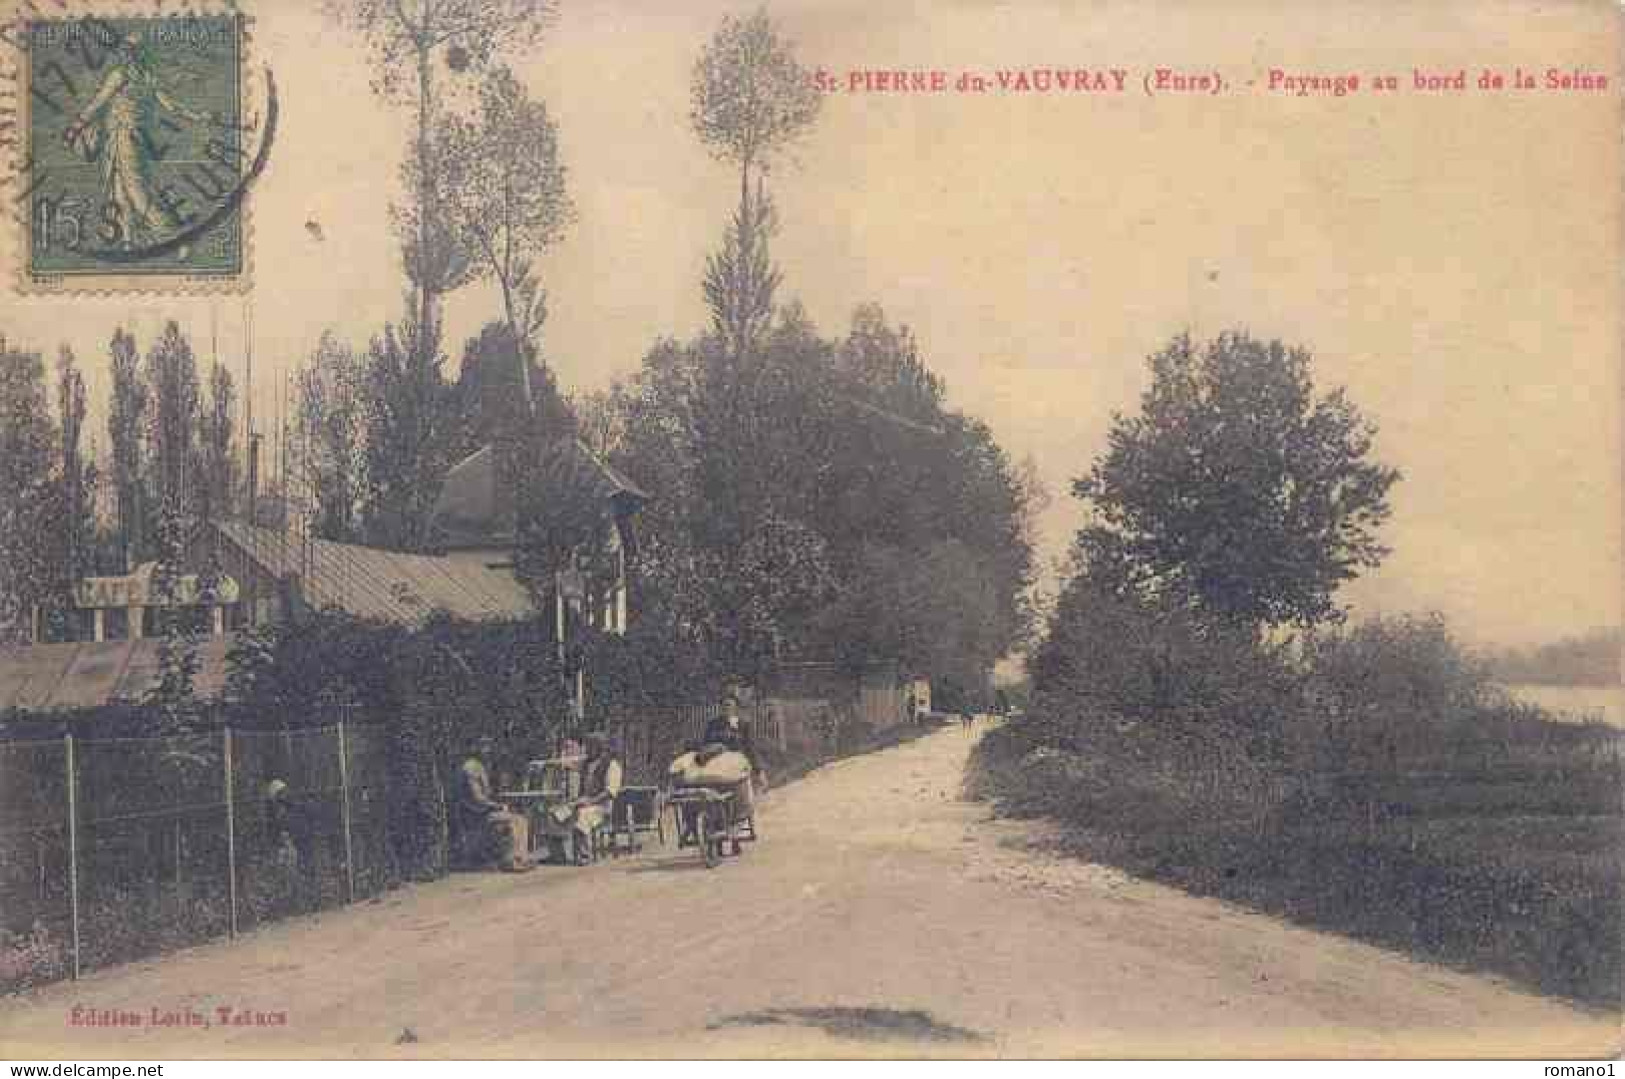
[3, 0, 1620, 649]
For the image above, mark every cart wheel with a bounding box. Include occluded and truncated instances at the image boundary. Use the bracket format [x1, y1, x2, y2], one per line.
[697, 809, 719, 868]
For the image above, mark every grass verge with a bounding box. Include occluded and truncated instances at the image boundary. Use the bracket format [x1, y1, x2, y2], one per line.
[966, 717, 1623, 1008]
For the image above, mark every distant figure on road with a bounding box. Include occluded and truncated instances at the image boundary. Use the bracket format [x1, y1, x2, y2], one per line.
[453, 736, 531, 872]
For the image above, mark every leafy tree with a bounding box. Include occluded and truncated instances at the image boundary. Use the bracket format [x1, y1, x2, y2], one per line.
[298, 331, 367, 541]
[1301, 613, 1490, 770]
[512, 443, 617, 602]
[692, 306, 838, 552]
[702, 187, 781, 361]
[690, 8, 821, 209]
[838, 303, 945, 419]
[718, 508, 836, 674]
[1030, 570, 1298, 748]
[1012, 453, 1051, 563]
[54, 346, 92, 588]
[0, 340, 59, 642]
[816, 306, 1037, 675]
[823, 541, 1004, 709]
[107, 328, 148, 569]
[608, 304, 1035, 689]
[690, 8, 820, 360]
[1074, 330, 1399, 630]
[453, 320, 574, 460]
[145, 617, 205, 733]
[327, 0, 558, 345]
[361, 311, 460, 551]
[144, 321, 201, 522]
[198, 361, 238, 525]
[571, 384, 630, 461]
[436, 67, 573, 380]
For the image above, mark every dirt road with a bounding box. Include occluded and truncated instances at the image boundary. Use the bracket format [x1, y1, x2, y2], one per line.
[2, 723, 1616, 1058]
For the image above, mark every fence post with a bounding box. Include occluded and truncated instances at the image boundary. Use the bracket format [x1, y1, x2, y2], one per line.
[223, 726, 238, 940]
[64, 731, 81, 981]
[337, 718, 356, 905]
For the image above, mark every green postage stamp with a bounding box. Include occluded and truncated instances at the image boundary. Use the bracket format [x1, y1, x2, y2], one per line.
[11, 11, 272, 293]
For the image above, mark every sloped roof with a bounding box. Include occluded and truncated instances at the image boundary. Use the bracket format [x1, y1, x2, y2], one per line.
[212, 519, 534, 624]
[431, 444, 509, 549]
[0, 637, 234, 712]
[430, 438, 648, 551]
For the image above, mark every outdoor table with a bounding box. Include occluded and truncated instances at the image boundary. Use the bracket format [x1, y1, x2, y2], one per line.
[497, 790, 564, 856]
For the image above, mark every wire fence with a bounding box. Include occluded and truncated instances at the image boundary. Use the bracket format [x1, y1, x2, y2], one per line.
[0, 682, 913, 994]
[0, 722, 389, 993]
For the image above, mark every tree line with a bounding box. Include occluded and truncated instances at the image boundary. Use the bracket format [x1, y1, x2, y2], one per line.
[1485, 627, 1621, 687]
[0, 6, 1040, 709]
[0, 326, 239, 643]
[299, 4, 1041, 703]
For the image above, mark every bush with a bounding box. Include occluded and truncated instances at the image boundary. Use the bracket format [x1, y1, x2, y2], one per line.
[0, 923, 68, 992]
[578, 618, 721, 716]
[1031, 576, 1301, 758]
[975, 601, 1624, 1006]
[1297, 613, 1494, 770]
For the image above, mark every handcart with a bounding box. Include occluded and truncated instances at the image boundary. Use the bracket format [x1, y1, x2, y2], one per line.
[667, 785, 757, 868]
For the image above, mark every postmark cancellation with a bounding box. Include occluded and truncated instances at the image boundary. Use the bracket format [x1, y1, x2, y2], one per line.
[1, 2, 273, 294]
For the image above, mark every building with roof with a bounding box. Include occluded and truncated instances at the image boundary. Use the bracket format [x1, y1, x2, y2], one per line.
[0, 436, 647, 712]
[0, 637, 234, 713]
[192, 519, 537, 628]
[151, 436, 645, 635]
[428, 437, 648, 636]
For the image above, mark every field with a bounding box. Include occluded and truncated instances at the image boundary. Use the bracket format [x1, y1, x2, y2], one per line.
[966, 706, 1624, 1006]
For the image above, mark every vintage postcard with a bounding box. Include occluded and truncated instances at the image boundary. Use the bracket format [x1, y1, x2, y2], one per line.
[0, 0, 1619, 1064]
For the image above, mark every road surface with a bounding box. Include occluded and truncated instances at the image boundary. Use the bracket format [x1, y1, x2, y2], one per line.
[1, 722, 1616, 1058]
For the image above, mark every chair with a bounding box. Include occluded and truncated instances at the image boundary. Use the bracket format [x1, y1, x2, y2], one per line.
[523, 759, 581, 863]
[608, 785, 665, 854]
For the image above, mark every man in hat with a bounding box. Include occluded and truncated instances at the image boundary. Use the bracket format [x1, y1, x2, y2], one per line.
[452, 735, 531, 871]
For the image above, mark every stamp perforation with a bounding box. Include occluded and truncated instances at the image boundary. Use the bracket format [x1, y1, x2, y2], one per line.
[2, 0, 263, 295]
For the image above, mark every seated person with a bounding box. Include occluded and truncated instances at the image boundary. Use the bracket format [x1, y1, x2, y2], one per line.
[566, 732, 623, 864]
[452, 736, 531, 872]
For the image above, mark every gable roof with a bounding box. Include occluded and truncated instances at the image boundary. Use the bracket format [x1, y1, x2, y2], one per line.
[212, 519, 534, 625]
[431, 437, 648, 552]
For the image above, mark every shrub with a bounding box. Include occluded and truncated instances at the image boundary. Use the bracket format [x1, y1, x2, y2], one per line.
[1297, 612, 1494, 770]
[1032, 575, 1300, 757]
[976, 600, 1624, 1006]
